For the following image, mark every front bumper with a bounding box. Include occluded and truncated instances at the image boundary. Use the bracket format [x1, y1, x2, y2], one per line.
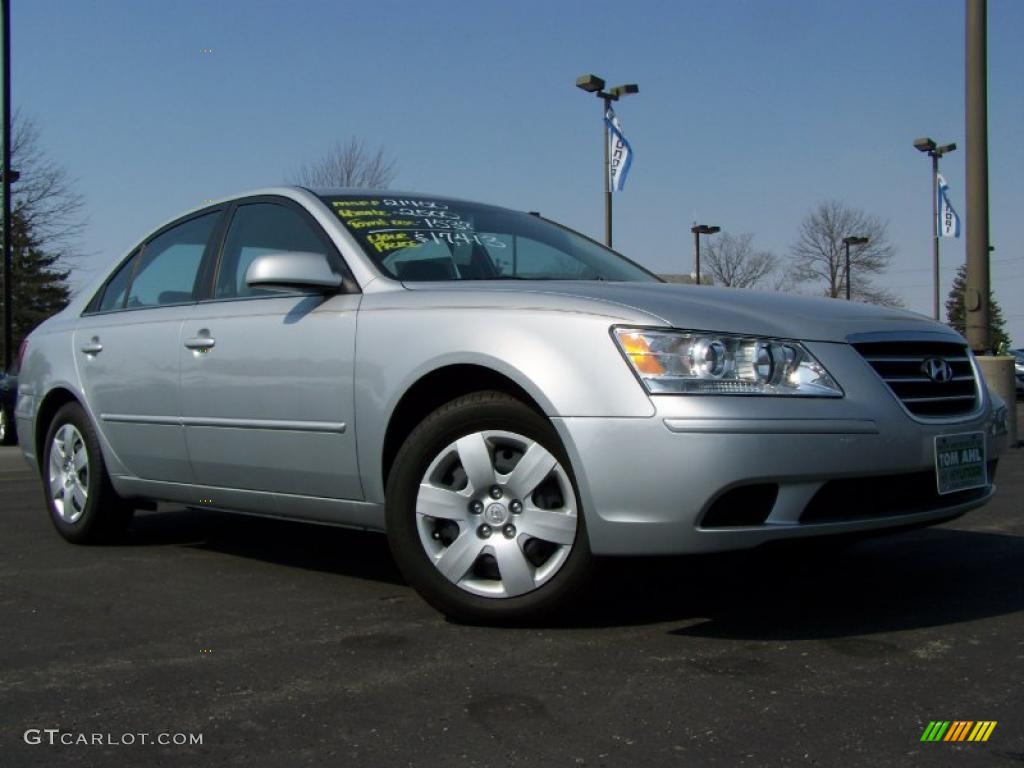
[553, 340, 1004, 556]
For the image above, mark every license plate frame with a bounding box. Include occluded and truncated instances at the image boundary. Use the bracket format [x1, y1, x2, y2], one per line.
[934, 432, 987, 495]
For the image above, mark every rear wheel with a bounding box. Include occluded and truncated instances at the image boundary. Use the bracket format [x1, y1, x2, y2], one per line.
[42, 402, 133, 543]
[386, 391, 592, 624]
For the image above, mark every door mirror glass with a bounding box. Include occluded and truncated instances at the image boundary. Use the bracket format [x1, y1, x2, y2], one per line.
[244, 251, 343, 293]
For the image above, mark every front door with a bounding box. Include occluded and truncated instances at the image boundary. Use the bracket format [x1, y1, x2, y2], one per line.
[180, 199, 362, 500]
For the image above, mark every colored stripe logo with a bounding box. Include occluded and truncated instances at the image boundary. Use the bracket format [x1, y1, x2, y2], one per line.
[921, 721, 997, 742]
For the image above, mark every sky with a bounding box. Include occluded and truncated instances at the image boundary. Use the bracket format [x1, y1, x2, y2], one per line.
[11, 0, 1024, 345]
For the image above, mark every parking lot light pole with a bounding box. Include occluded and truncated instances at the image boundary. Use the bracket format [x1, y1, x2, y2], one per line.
[690, 224, 720, 285]
[575, 74, 639, 248]
[913, 137, 957, 320]
[2, 0, 12, 370]
[842, 236, 869, 300]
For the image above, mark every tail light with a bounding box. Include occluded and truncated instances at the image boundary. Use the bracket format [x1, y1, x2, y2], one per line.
[14, 338, 27, 374]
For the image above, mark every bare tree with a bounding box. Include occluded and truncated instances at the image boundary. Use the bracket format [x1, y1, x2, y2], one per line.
[703, 232, 778, 288]
[289, 138, 397, 189]
[789, 200, 902, 307]
[0, 114, 80, 362]
[10, 113, 86, 261]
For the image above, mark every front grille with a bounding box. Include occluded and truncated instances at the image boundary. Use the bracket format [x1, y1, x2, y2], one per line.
[852, 341, 978, 417]
[800, 460, 996, 523]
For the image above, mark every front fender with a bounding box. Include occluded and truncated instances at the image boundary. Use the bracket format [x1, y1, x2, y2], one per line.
[354, 303, 655, 502]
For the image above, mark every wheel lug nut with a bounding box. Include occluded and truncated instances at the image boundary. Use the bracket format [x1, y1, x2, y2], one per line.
[478, 524, 492, 539]
[502, 524, 516, 539]
[431, 531, 441, 540]
[469, 500, 484, 515]
[509, 500, 523, 514]
[489, 485, 503, 500]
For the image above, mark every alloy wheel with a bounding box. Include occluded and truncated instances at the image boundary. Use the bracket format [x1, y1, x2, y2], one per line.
[415, 430, 578, 598]
[48, 423, 90, 523]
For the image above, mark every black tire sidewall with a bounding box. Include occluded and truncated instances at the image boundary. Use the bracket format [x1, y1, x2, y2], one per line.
[386, 392, 592, 624]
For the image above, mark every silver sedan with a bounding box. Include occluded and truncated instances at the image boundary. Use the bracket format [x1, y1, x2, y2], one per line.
[15, 188, 1007, 622]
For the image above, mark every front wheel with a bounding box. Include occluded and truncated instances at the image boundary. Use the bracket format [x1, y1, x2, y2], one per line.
[42, 402, 134, 543]
[386, 391, 593, 624]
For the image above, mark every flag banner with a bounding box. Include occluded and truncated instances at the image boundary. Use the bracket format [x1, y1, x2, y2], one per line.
[937, 173, 960, 238]
[605, 107, 633, 192]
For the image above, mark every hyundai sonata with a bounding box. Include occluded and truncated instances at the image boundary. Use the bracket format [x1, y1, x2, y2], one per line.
[14, 188, 1005, 622]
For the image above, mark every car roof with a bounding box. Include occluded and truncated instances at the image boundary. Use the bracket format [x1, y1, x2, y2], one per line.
[168, 187, 523, 227]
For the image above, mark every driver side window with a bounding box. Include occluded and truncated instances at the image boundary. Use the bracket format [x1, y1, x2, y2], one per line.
[216, 203, 329, 299]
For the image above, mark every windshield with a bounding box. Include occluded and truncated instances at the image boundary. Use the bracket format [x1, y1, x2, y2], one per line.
[319, 194, 659, 282]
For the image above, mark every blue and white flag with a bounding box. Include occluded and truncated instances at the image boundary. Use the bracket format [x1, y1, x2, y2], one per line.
[937, 173, 960, 238]
[605, 107, 633, 192]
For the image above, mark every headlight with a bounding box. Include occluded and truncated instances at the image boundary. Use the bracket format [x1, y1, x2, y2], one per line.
[613, 327, 843, 396]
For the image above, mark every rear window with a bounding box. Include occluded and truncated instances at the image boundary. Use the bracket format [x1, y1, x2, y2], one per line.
[98, 251, 137, 312]
[127, 213, 218, 308]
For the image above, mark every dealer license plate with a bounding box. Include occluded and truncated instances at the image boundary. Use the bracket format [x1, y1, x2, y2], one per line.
[934, 432, 987, 495]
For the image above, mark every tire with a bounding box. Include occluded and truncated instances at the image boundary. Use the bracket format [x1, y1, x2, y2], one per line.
[386, 391, 593, 624]
[0, 406, 14, 445]
[42, 402, 134, 543]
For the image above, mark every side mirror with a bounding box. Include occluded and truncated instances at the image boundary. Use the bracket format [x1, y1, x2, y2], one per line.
[245, 251, 343, 293]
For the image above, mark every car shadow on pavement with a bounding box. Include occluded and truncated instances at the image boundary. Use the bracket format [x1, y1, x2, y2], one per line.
[119, 508, 1023, 636]
[580, 527, 1024, 637]
[123, 507, 405, 586]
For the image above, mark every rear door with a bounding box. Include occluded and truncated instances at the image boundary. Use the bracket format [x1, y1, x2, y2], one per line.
[180, 197, 363, 500]
[74, 209, 224, 482]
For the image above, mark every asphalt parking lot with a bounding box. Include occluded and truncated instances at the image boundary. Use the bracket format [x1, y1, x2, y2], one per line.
[1, 433, 1022, 767]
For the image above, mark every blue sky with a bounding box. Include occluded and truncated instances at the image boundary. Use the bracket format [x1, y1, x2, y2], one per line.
[12, 0, 1024, 344]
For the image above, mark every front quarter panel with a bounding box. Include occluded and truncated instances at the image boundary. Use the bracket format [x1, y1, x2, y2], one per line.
[354, 292, 657, 502]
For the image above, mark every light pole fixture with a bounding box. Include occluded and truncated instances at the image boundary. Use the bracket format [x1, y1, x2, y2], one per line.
[841, 236, 869, 301]
[690, 224, 720, 285]
[913, 136, 957, 320]
[575, 73, 639, 248]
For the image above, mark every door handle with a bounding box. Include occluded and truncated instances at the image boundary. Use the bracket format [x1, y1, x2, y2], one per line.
[184, 331, 216, 351]
[80, 337, 103, 355]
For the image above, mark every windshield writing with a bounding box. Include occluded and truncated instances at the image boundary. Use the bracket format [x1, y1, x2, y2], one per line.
[322, 195, 657, 283]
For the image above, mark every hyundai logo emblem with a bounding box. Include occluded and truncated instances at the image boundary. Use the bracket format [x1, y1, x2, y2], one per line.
[921, 357, 954, 384]
[485, 502, 507, 525]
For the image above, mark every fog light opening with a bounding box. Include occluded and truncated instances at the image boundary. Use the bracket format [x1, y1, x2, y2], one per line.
[701, 484, 779, 528]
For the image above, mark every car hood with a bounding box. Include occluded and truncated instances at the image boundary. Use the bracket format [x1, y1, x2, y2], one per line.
[402, 281, 961, 343]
